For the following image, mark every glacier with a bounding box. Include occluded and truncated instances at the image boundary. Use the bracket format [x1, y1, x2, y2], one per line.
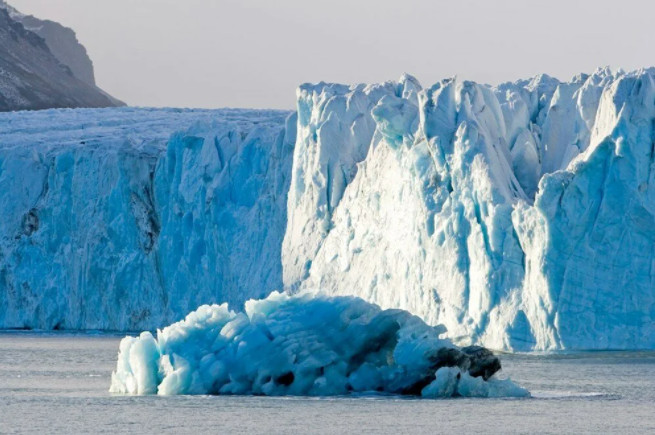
[109, 292, 528, 398]
[285, 68, 655, 351]
[0, 107, 294, 330]
[2, 68, 655, 351]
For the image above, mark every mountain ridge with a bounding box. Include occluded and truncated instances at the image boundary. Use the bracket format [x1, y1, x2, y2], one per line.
[0, 1, 123, 111]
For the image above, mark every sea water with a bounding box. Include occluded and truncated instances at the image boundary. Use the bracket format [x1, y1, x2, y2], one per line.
[1, 332, 654, 434]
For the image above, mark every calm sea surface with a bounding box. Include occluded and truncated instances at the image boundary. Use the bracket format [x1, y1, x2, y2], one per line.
[1, 331, 654, 434]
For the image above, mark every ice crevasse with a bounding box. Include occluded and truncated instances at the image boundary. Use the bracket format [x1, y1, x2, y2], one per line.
[2, 68, 655, 352]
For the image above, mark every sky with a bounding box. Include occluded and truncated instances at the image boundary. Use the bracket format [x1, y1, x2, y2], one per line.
[9, 0, 655, 110]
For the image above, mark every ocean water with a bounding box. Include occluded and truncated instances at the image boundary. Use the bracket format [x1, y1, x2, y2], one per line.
[1, 332, 654, 434]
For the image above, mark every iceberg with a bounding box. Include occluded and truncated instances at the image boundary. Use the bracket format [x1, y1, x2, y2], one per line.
[109, 292, 528, 398]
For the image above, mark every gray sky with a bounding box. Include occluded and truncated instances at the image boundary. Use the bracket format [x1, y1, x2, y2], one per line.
[10, 0, 655, 109]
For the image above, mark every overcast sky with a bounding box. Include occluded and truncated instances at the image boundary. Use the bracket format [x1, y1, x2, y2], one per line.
[9, 0, 655, 109]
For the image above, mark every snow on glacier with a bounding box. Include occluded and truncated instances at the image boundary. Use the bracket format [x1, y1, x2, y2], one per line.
[109, 291, 528, 398]
[3, 68, 655, 351]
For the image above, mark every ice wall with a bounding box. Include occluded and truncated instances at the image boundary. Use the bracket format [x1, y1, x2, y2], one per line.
[0, 108, 293, 330]
[517, 71, 655, 349]
[284, 68, 655, 350]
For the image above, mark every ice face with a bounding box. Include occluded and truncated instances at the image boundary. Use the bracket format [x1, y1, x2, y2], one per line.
[3, 69, 655, 351]
[0, 108, 293, 330]
[109, 292, 529, 398]
[285, 68, 655, 351]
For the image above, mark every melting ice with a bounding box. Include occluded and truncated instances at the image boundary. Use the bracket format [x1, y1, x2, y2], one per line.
[109, 292, 528, 398]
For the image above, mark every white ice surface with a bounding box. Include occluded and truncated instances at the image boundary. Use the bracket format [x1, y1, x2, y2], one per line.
[284, 68, 655, 351]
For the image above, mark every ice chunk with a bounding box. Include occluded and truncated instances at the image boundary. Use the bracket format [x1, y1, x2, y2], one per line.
[421, 367, 529, 398]
[109, 292, 528, 398]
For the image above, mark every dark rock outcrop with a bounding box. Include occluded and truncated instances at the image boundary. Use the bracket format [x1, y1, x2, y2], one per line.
[0, 1, 123, 111]
[460, 346, 502, 381]
[12, 8, 96, 86]
[401, 344, 503, 395]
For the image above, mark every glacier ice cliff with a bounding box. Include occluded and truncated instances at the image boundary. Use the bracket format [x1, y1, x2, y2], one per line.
[0, 107, 294, 330]
[284, 68, 655, 351]
[3, 68, 655, 351]
[110, 292, 528, 398]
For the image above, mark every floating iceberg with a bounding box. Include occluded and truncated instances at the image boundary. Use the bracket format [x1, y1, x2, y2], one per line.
[109, 292, 528, 398]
